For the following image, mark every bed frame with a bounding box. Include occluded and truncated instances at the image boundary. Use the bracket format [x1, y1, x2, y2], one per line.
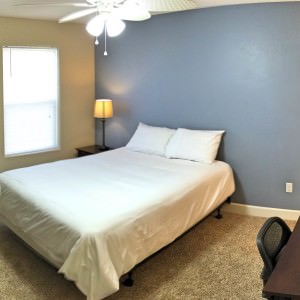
[122, 196, 232, 287]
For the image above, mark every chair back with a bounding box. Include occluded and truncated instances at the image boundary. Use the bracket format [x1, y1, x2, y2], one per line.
[256, 216, 291, 282]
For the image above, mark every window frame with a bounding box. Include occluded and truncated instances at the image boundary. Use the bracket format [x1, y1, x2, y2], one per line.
[2, 46, 61, 157]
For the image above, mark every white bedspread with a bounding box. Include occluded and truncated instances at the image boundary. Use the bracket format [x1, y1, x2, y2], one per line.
[0, 148, 235, 300]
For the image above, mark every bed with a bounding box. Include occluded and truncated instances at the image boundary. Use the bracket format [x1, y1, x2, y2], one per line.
[0, 147, 235, 300]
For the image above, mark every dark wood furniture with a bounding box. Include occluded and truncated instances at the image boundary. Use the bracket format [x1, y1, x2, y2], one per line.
[76, 145, 110, 157]
[263, 216, 300, 299]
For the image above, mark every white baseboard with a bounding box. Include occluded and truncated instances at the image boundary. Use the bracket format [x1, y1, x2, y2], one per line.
[223, 202, 300, 221]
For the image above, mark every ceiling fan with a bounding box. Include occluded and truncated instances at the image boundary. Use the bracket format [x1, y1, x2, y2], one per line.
[16, 0, 198, 54]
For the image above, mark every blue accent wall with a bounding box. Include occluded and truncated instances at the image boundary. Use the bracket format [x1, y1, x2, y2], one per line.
[95, 3, 300, 210]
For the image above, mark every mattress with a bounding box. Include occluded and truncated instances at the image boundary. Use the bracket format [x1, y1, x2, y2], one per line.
[0, 148, 235, 300]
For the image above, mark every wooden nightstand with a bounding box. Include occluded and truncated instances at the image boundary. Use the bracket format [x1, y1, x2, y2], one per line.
[76, 145, 110, 157]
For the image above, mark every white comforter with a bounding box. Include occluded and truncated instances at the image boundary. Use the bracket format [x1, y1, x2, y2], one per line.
[0, 148, 235, 299]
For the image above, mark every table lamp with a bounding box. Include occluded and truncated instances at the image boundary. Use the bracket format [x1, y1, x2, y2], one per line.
[94, 99, 113, 150]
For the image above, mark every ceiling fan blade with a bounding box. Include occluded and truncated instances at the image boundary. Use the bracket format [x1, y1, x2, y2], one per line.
[117, 11, 151, 21]
[15, 2, 93, 7]
[113, 0, 151, 21]
[59, 7, 97, 23]
[114, 7, 151, 21]
[145, 0, 198, 12]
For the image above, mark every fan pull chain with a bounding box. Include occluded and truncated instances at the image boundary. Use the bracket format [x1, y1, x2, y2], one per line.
[95, 37, 99, 45]
[104, 22, 108, 56]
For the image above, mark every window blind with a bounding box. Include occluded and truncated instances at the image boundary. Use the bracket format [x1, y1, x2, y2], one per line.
[2, 47, 59, 156]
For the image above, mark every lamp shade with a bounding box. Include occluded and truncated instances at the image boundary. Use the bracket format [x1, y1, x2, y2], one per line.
[94, 99, 113, 119]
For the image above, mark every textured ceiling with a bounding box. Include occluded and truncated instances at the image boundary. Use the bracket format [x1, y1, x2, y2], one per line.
[0, 0, 299, 23]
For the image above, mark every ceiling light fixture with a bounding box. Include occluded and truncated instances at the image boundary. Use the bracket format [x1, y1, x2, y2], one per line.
[84, 1, 148, 56]
[106, 17, 126, 37]
[86, 15, 126, 55]
[86, 15, 105, 37]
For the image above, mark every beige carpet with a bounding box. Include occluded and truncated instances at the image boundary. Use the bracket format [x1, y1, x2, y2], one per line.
[0, 213, 294, 300]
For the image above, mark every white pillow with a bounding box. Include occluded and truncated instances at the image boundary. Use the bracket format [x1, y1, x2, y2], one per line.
[165, 128, 225, 164]
[126, 122, 175, 156]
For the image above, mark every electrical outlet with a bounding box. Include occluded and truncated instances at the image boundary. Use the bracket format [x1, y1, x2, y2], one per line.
[286, 182, 293, 193]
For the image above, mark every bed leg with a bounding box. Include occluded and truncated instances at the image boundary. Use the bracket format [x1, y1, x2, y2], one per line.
[226, 197, 232, 204]
[215, 207, 223, 219]
[123, 271, 134, 287]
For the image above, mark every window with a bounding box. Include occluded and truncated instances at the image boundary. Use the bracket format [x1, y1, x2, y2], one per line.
[2, 47, 59, 157]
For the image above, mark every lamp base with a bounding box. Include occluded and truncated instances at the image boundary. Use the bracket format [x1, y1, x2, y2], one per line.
[97, 145, 110, 151]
